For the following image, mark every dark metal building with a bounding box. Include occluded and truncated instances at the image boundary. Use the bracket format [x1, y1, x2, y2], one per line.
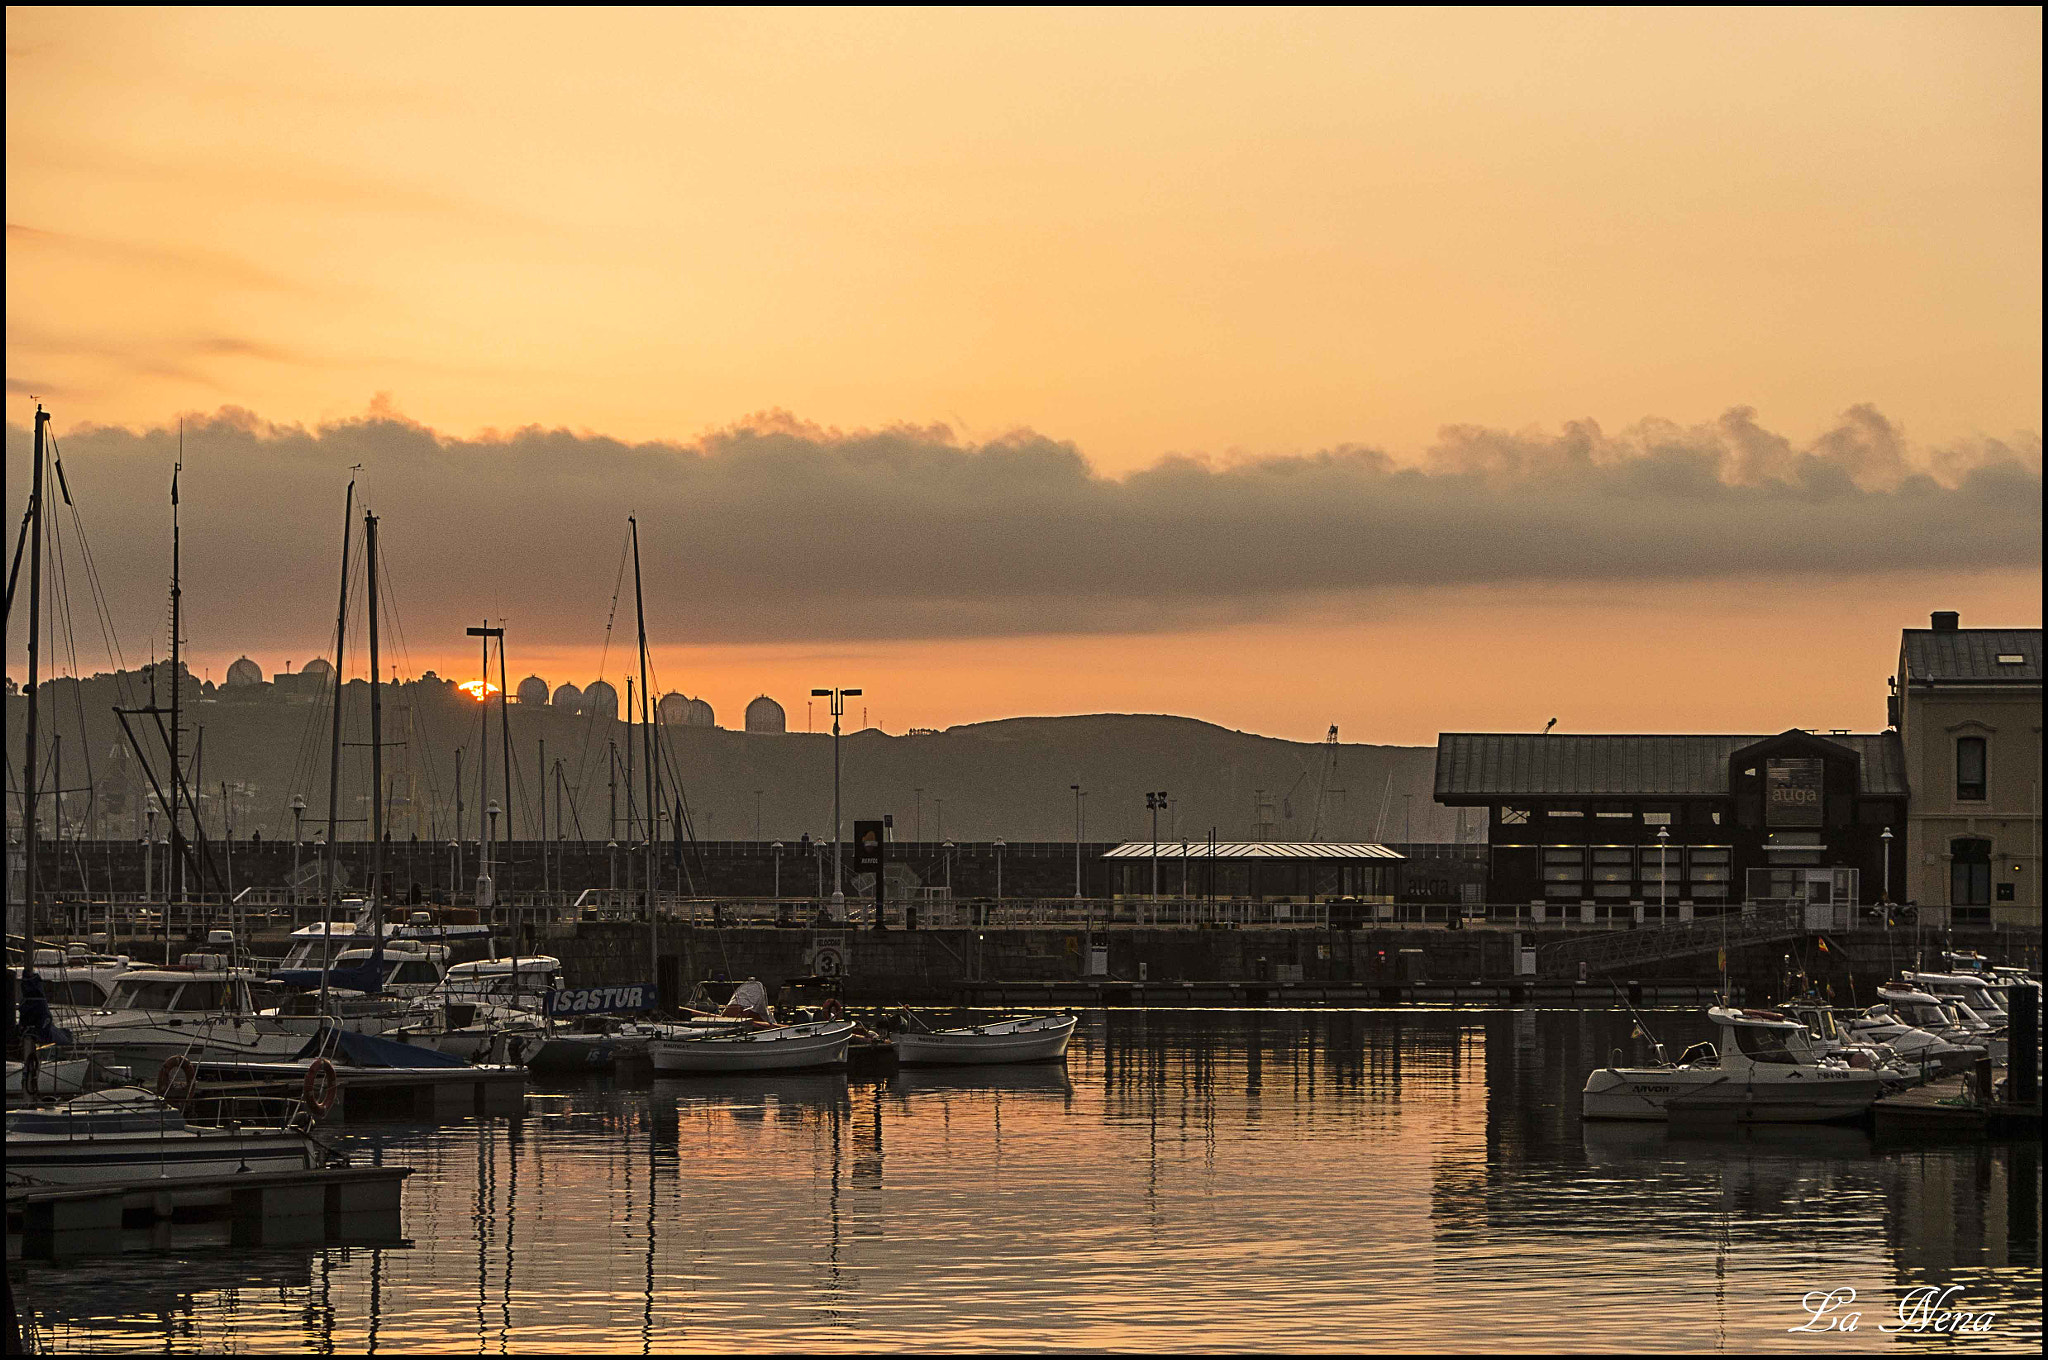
[1434, 729, 1907, 920]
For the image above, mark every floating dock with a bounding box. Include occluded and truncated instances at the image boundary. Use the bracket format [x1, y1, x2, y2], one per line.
[191, 1060, 528, 1121]
[7, 1163, 411, 1261]
[1873, 1065, 2042, 1139]
[955, 979, 1724, 1008]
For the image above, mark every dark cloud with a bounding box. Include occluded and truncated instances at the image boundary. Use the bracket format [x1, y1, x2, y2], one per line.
[4, 405, 2038, 658]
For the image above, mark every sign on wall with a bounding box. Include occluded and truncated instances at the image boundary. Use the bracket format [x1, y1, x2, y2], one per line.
[1765, 757, 1824, 828]
[544, 983, 655, 1017]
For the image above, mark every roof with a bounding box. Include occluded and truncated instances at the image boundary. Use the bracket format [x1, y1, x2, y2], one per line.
[1101, 841, 1403, 860]
[1901, 629, 2041, 684]
[1433, 732, 1907, 801]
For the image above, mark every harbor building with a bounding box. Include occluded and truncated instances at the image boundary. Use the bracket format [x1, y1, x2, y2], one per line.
[1891, 612, 2041, 929]
[1102, 840, 1403, 903]
[1432, 729, 1906, 922]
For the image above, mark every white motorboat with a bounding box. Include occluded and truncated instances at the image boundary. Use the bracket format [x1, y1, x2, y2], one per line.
[5, 1085, 325, 1187]
[383, 956, 564, 1064]
[15, 945, 136, 1019]
[896, 1014, 1077, 1066]
[1581, 1007, 1884, 1123]
[1777, 998, 1918, 1090]
[1905, 969, 2010, 1024]
[648, 1019, 856, 1074]
[6, 1054, 134, 1100]
[67, 962, 310, 1071]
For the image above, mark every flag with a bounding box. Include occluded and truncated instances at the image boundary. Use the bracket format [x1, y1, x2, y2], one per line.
[171, 465, 180, 505]
[1818, 938, 1830, 954]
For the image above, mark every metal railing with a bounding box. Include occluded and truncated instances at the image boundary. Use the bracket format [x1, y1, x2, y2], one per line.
[1537, 902, 1808, 976]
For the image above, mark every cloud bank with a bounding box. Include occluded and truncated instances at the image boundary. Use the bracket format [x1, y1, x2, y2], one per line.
[4, 404, 2039, 659]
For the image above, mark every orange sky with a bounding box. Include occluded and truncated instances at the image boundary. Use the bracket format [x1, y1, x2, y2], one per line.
[6, 8, 2041, 744]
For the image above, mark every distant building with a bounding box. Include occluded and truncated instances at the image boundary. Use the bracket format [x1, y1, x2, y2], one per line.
[552, 681, 583, 712]
[301, 657, 333, 678]
[583, 679, 619, 722]
[1433, 730, 1905, 921]
[744, 694, 786, 733]
[685, 696, 716, 728]
[1892, 611, 2041, 929]
[657, 692, 690, 725]
[225, 656, 263, 687]
[516, 675, 550, 705]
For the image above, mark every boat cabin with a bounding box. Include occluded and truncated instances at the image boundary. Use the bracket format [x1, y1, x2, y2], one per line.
[438, 956, 563, 1001]
[1708, 1007, 1827, 1066]
[102, 968, 260, 1015]
[279, 914, 496, 971]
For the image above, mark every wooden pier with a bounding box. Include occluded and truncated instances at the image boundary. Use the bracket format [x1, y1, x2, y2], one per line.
[1873, 1065, 2043, 1139]
[7, 1164, 411, 1261]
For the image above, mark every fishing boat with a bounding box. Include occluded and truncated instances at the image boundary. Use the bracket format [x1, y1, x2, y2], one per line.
[1580, 1007, 1883, 1123]
[895, 1013, 1077, 1066]
[647, 1019, 856, 1074]
[5, 1085, 327, 1186]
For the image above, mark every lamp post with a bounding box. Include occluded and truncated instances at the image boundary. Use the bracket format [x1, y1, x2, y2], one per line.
[448, 840, 460, 899]
[290, 794, 307, 911]
[994, 838, 1005, 903]
[608, 839, 619, 894]
[1881, 826, 1893, 902]
[811, 686, 861, 910]
[1071, 784, 1085, 900]
[1656, 826, 1670, 916]
[1147, 791, 1169, 899]
[771, 840, 783, 898]
[943, 840, 954, 897]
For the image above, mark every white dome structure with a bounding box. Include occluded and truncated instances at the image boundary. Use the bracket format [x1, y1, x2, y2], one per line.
[516, 675, 550, 705]
[300, 657, 334, 677]
[744, 694, 786, 733]
[685, 697, 716, 728]
[582, 679, 619, 722]
[657, 691, 690, 725]
[551, 681, 583, 712]
[225, 656, 263, 687]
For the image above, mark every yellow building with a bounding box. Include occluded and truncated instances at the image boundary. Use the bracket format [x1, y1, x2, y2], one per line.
[1891, 612, 2042, 929]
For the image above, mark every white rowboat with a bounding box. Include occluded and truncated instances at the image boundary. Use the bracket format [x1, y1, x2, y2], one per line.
[648, 1020, 855, 1074]
[896, 1014, 1076, 1066]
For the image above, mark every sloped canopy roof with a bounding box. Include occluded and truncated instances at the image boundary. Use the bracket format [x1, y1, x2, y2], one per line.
[1434, 731, 1906, 801]
[1102, 841, 1402, 860]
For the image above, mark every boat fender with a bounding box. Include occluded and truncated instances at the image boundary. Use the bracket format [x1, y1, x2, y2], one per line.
[303, 1057, 340, 1116]
[1741, 1009, 1785, 1021]
[156, 1053, 199, 1104]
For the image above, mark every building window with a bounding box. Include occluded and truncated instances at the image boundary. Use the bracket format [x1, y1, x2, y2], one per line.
[1593, 803, 1634, 820]
[1542, 847, 1585, 900]
[1955, 737, 1987, 802]
[1547, 807, 1584, 819]
[1950, 838, 1991, 907]
[1687, 846, 1731, 900]
[1498, 807, 1531, 825]
[1591, 848, 1632, 898]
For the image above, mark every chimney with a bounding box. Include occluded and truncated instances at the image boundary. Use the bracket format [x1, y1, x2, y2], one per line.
[1931, 611, 1960, 632]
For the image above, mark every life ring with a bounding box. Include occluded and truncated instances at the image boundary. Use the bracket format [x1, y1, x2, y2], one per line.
[156, 1054, 198, 1104]
[302, 1057, 339, 1117]
[822, 999, 843, 1020]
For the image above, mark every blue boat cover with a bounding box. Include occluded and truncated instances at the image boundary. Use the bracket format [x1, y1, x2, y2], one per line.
[269, 963, 386, 994]
[294, 1027, 472, 1068]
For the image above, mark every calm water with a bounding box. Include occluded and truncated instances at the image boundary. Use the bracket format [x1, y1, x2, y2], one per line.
[17, 1010, 2043, 1353]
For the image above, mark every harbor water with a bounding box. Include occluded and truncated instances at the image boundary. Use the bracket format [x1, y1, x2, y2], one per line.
[17, 1010, 2042, 1353]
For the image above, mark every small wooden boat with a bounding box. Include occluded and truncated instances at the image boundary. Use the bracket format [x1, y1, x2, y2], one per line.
[895, 1014, 1076, 1067]
[6, 1086, 325, 1186]
[648, 1019, 855, 1074]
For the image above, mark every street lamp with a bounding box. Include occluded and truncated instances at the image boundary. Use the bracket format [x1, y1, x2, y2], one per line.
[811, 686, 862, 910]
[994, 838, 1006, 903]
[448, 839, 461, 900]
[771, 840, 784, 898]
[943, 840, 954, 897]
[1656, 826, 1670, 915]
[289, 794, 307, 909]
[607, 839, 619, 893]
[1071, 784, 1085, 900]
[1147, 791, 1169, 899]
[1880, 827, 1893, 903]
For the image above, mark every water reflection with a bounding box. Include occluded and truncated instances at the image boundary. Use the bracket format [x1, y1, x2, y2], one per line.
[16, 1010, 2041, 1353]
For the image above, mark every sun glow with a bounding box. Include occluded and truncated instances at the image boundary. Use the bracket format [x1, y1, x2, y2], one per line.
[458, 680, 499, 701]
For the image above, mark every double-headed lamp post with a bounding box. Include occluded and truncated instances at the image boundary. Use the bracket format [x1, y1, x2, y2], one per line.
[1147, 791, 1169, 898]
[1071, 784, 1085, 900]
[289, 794, 307, 909]
[811, 687, 861, 909]
[1656, 826, 1670, 914]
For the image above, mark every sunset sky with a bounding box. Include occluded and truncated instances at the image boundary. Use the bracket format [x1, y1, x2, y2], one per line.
[6, 7, 2040, 744]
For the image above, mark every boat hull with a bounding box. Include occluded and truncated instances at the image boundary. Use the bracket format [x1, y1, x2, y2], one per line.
[1582, 1067, 1883, 1123]
[896, 1016, 1076, 1066]
[6, 1131, 318, 1185]
[649, 1021, 854, 1074]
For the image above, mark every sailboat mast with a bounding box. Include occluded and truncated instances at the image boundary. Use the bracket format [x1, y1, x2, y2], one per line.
[19, 404, 49, 959]
[324, 480, 355, 910]
[366, 509, 386, 975]
[170, 424, 184, 906]
[630, 517, 656, 986]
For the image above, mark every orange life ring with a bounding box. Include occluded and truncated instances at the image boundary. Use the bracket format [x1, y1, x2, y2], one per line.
[823, 999, 843, 1020]
[156, 1054, 198, 1103]
[302, 1056, 339, 1117]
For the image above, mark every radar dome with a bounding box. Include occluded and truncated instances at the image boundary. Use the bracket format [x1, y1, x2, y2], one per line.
[745, 695, 786, 733]
[225, 656, 263, 687]
[657, 692, 690, 725]
[685, 697, 716, 728]
[516, 675, 550, 705]
[301, 657, 334, 677]
[582, 679, 618, 721]
[551, 681, 583, 712]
